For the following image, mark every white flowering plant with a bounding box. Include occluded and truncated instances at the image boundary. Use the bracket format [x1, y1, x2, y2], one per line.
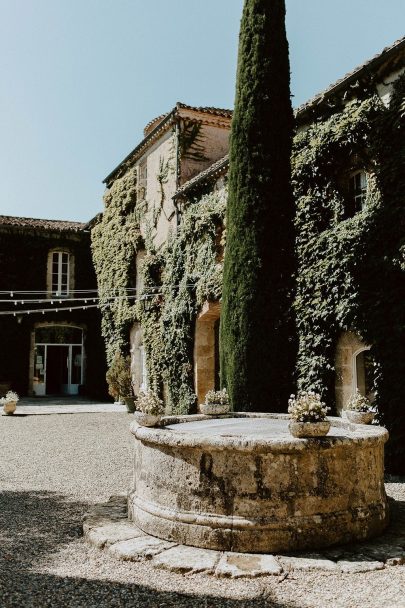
[346, 389, 373, 413]
[205, 388, 229, 406]
[4, 391, 19, 403]
[136, 391, 164, 416]
[288, 391, 329, 423]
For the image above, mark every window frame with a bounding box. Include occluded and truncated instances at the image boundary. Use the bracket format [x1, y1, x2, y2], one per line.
[137, 159, 148, 201]
[47, 249, 73, 298]
[51, 251, 70, 297]
[349, 169, 368, 214]
[352, 346, 375, 400]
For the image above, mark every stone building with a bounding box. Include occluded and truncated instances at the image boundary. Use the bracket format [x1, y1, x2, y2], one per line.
[94, 37, 404, 432]
[0, 215, 107, 398]
[93, 104, 231, 402]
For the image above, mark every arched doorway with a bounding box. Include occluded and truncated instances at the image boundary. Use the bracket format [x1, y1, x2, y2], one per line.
[33, 325, 84, 396]
[353, 347, 375, 402]
[335, 331, 374, 413]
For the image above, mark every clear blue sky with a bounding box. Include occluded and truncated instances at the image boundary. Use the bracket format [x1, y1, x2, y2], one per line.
[0, 0, 403, 222]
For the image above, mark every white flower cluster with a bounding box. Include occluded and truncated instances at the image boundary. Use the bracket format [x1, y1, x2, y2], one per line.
[205, 388, 229, 406]
[0, 390, 19, 405]
[288, 391, 329, 422]
[346, 389, 373, 413]
[136, 391, 164, 416]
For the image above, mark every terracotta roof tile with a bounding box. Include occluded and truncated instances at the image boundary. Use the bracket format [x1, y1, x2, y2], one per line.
[105, 103, 233, 185]
[296, 36, 405, 119]
[176, 102, 233, 119]
[0, 215, 87, 233]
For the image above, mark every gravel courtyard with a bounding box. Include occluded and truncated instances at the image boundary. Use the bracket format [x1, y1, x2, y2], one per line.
[1, 412, 405, 608]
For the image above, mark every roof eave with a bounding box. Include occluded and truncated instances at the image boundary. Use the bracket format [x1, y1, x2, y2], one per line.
[296, 37, 405, 123]
[103, 108, 177, 186]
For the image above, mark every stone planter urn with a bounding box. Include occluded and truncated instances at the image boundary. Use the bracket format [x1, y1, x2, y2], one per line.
[122, 397, 136, 413]
[200, 403, 229, 416]
[3, 400, 17, 415]
[288, 420, 331, 438]
[134, 411, 161, 427]
[346, 410, 375, 425]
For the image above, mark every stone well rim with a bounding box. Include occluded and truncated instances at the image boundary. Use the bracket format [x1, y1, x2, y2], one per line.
[130, 412, 388, 453]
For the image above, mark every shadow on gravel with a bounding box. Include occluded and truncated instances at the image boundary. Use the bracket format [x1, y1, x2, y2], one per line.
[0, 570, 289, 608]
[0, 490, 293, 608]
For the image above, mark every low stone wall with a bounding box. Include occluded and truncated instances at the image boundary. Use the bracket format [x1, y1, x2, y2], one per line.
[129, 414, 389, 553]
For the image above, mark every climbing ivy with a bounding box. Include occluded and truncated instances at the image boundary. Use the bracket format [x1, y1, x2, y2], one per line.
[91, 167, 142, 364]
[292, 76, 405, 471]
[136, 187, 226, 414]
[93, 75, 404, 471]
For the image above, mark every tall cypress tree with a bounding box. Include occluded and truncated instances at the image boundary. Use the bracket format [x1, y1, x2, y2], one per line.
[220, 0, 296, 412]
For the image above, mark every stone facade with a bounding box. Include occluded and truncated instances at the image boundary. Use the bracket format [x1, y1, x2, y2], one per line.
[0, 216, 107, 398]
[97, 38, 405, 412]
[103, 103, 232, 250]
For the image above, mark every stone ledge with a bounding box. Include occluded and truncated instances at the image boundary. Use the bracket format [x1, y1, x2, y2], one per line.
[83, 497, 405, 578]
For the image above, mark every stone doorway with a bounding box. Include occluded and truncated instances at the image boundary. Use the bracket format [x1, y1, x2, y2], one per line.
[194, 301, 221, 406]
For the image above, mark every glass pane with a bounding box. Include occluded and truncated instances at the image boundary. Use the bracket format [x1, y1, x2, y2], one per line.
[71, 346, 82, 384]
[34, 345, 46, 384]
[356, 350, 375, 402]
[363, 351, 375, 401]
[35, 326, 82, 344]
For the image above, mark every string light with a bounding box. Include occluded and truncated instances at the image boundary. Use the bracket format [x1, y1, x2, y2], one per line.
[0, 283, 197, 317]
[0, 283, 196, 296]
[0, 291, 166, 316]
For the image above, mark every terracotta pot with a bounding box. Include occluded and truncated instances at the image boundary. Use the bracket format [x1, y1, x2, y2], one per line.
[3, 400, 17, 415]
[200, 403, 229, 416]
[134, 411, 161, 427]
[346, 410, 375, 425]
[288, 420, 331, 438]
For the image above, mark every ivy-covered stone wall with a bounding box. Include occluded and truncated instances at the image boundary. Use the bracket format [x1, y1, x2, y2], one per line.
[94, 77, 404, 469]
[137, 187, 226, 414]
[91, 167, 142, 364]
[293, 75, 405, 471]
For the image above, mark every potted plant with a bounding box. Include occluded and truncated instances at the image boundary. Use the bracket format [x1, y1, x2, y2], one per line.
[345, 390, 375, 424]
[288, 391, 330, 438]
[106, 353, 135, 413]
[135, 391, 164, 427]
[200, 388, 230, 416]
[1, 390, 19, 415]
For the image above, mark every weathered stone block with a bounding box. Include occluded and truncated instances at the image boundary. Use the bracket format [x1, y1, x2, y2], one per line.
[87, 521, 144, 548]
[153, 545, 220, 573]
[109, 536, 176, 561]
[215, 552, 282, 578]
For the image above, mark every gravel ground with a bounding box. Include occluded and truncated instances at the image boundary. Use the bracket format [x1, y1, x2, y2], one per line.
[1, 412, 405, 608]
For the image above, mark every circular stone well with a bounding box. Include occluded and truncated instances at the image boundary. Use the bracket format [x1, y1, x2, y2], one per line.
[128, 414, 389, 553]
